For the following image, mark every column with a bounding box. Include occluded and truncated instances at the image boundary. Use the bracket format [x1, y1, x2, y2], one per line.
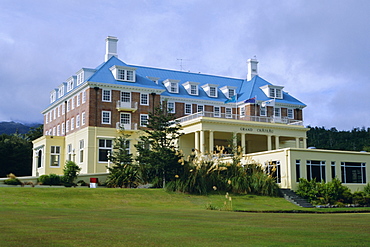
[267, 135, 272, 151]
[275, 135, 280, 150]
[241, 133, 246, 154]
[295, 137, 300, 148]
[195, 131, 199, 151]
[303, 137, 307, 149]
[200, 130, 205, 154]
[209, 130, 214, 154]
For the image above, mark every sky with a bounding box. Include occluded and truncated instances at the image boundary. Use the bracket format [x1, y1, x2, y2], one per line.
[0, 0, 369, 130]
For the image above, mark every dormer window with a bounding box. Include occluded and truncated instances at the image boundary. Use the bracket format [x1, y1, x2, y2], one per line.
[220, 86, 237, 99]
[77, 71, 84, 85]
[110, 65, 137, 82]
[182, 81, 199, 95]
[163, 79, 180, 93]
[147, 76, 160, 84]
[66, 76, 76, 92]
[260, 85, 284, 99]
[58, 83, 66, 98]
[50, 89, 57, 103]
[202, 83, 219, 98]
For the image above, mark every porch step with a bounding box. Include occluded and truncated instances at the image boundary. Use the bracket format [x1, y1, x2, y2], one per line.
[280, 189, 314, 208]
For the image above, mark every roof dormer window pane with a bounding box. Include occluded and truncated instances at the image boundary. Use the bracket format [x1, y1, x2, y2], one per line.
[228, 89, 235, 98]
[190, 85, 197, 95]
[210, 87, 216, 97]
[170, 82, 178, 93]
[118, 69, 125, 80]
[276, 89, 282, 98]
[126, 70, 134, 81]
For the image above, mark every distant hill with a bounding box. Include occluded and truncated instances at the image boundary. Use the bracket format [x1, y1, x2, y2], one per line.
[0, 121, 41, 135]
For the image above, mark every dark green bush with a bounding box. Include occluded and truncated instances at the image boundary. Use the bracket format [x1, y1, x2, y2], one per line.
[37, 174, 62, 185]
[4, 178, 22, 185]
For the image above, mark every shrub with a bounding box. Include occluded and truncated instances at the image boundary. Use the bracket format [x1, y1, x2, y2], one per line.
[4, 178, 22, 185]
[38, 174, 62, 185]
[364, 183, 370, 195]
[62, 161, 81, 187]
[4, 173, 22, 185]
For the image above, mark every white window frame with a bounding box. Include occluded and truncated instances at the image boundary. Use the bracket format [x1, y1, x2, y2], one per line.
[274, 107, 281, 118]
[77, 93, 81, 107]
[79, 139, 84, 164]
[287, 108, 294, 119]
[76, 114, 80, 128]
[190, 84, 198, 95]
[98, 139, 113, 162]
[82, 90, 86, 103]
[185, 103, 192, 115]
[140, 114, 149, 127]
[121, 91, 131, 102]
[71, 117, 75, 130]
[50, 146, 61, 167]
[81, 112, 86, 126]
[214, 106, 221, 117]
[110, 65, 137, 82]
[209, 86, 217, 97]
[66, 120, 70, 133]
[102, 89, 112, 102]
[62, 122, 65, 135]
[197, 105, 204, 113]
[140, 93, 149, 105]
[225, 107, 232, 118]
[167, 102, 175, 113]
[260, 106, 267, 116]
[228, 89, 235, 98]
[102, 111, 111, 124]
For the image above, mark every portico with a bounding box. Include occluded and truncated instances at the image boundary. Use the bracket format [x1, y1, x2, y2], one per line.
[178, 114, 309, 156]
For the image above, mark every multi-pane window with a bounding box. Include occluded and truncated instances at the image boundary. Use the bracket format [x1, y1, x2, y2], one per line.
[62, 103, 65, 115]
[67, 144, 72, 161]
[66, 120, 70, 133]
[77, 72, 84, 85]
[62, 122, 65, 135]
[225, 107, 232, 118]
[185, 104, 192, 115]
[67, 100, 71, 112]
[260, 106, 267, 116]
[306, 160, 326, 182]
[140, 93, 149, 105]
[67, 80, 74, 92]
[296, 160, 301, 182]
[117, 69, 135, 82]
[98, 139, 112, 162]
[214, 106, 220, 117]
[120, 113, 131, 126]
[53, 109, 56, 120]
[50, 146, 60, 167]
[209, 86, 217, 97]
[170, 82, 178, 93]
[77, 94, 81, 107]
[45, 114, 48, 124]
[266, 161, 281, 183]
[81, 112, 86, 126]
[102, 90, 111, 102]
[52, 127, 56, 136]
[240, 106, 245, 116]
[331, 161, 336, 179]
[269, 87, 282, 99]
[57, 125, 60, 136]
[76, 114, 80, 128]
[57, 106, 60, 117]
[228, 89, 235, 98]
[167, 102, 175, 113]
[71, 117, 75, 130]
[287, 108, 294, 119]
[72, 97, 75, 110]
[190, 84, 198, 95]
[102, 111, 111, 124]
[121, 92, 131, 102]
[274, 107, 281, 117]
[140, 114, 148, 127]
[82, 90, 86, 103]
[79, 140, 84, 163]
[341, 162, 366, 183]
[197, 105, 204, 113]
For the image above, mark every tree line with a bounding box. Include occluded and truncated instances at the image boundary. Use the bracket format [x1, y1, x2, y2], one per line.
[307, 126, 370, 151]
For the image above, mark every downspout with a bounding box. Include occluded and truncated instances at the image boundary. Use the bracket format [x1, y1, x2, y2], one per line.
[94, 87, 100, 173]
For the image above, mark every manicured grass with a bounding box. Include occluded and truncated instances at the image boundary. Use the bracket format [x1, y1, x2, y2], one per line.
[1, 187, 370, 246]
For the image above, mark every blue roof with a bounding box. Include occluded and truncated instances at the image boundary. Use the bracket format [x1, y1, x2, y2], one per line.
[65, 56, 305, 107]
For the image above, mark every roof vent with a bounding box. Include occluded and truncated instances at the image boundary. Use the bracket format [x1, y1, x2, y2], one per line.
[105, 36, 118, 62]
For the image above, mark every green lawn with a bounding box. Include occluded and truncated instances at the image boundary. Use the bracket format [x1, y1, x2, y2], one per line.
[1, 187, 369, 246]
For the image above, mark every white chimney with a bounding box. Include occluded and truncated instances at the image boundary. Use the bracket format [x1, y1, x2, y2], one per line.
[105, 36, 118, 62]
[247, 58, 258, 81]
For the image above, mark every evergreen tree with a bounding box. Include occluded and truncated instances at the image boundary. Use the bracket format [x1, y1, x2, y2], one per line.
[135, 103, 183, 187]
[106, 129, 138, 188]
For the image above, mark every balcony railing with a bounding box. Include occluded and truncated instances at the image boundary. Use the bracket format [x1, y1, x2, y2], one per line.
[176, 111, 303, 126]
[116, 101, 138, 112]
[116, 122, 138, 130]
